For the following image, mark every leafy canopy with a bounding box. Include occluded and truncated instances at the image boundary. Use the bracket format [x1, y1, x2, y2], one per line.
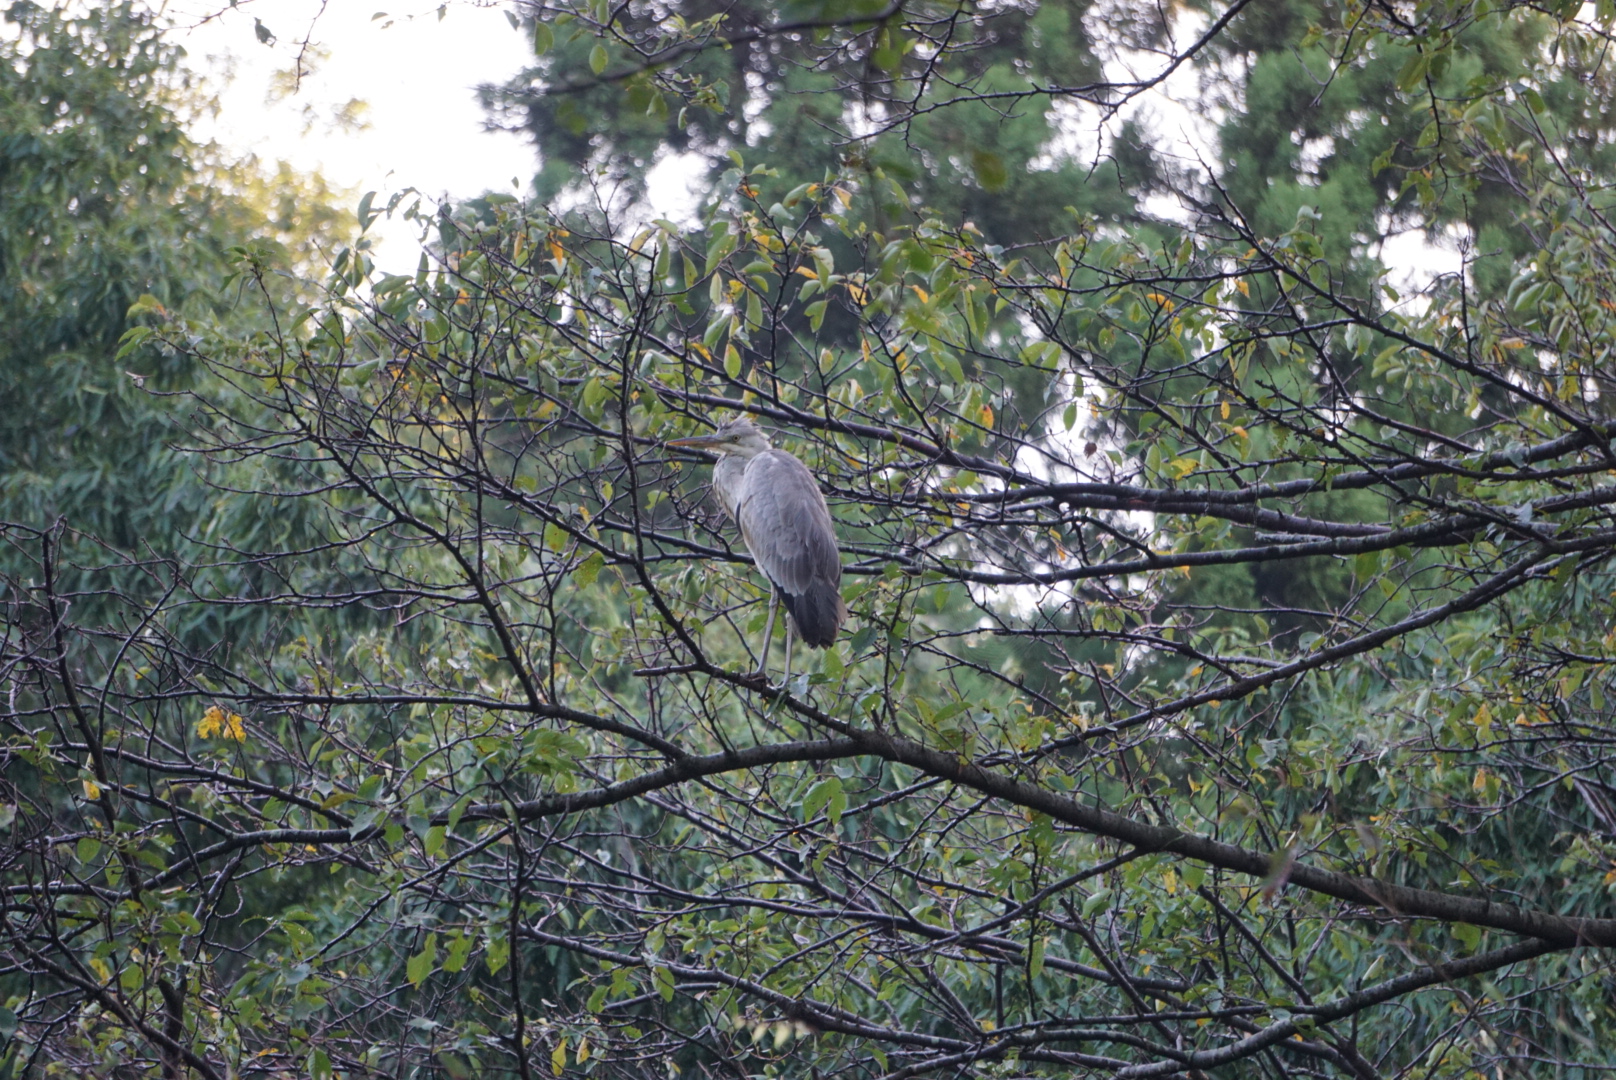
[8, 2, 1616, 1079]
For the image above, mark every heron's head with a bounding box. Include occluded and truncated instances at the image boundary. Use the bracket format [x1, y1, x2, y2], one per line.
[665, 418, 773, 458]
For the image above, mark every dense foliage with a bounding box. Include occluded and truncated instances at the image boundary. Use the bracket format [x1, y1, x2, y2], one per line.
[0, 0, 352, 635]
[8, 1, 1616, 1077]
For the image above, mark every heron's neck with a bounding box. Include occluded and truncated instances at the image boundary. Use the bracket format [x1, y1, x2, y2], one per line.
[714, 453, 753, 518]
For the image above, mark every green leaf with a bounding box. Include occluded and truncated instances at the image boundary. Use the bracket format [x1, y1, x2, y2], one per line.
[704, 229, 737, 275]
[439, 1053, 474, 1080]
[575, 550, 606, 586]
[407, 933, 438, 987]
[447, 797, 472, 832]
[1396, 52, 1429, 92]
[554, 97, 587, 136]
[802, 776, 843, 823]
[358, 190, 378, 231]
[805, 300, 829, 331]
[115, 325, 154, 360]
[654, 964, 675, 1001]
[797, 778, 847, 828]
[533, 21, 554, 54]
[1028, 937, 1045, 980]
[486, 933, 510, 975]
[589, 43, 608, 74]
[703, 314, 731, 350]
[581, 376, 608, 416]
[127, 294, 167, 319]
[970, 150, 1008, 192]
[444, 931, 476, 973]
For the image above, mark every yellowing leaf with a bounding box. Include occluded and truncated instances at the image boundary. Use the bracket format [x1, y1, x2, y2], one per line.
[199, 705, 246, 741]
[1221, 401, 1230, 420]
[552, 1037, 567, 1076]
[197, 705, 225, 739]
[82, 779, 101, 801]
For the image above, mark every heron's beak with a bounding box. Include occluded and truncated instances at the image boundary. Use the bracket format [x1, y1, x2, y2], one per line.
[665, 433, 726, 449]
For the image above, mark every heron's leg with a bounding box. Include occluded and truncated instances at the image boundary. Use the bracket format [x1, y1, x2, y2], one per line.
[755, 588, 779, 677]
[783, 623, 794, 690]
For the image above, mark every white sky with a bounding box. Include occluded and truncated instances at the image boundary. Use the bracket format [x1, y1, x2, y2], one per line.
[169, 0, 537, 268]
[161, 0, 1457, 288]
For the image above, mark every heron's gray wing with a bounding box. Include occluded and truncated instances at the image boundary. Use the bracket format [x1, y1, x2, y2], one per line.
[734, 449, 841, 593]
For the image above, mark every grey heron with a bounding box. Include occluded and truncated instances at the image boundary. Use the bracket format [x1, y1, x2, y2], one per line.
[667, 418, 846, 683]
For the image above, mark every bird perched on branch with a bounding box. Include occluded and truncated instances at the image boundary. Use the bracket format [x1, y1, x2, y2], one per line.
[667, 418, 846, 684]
